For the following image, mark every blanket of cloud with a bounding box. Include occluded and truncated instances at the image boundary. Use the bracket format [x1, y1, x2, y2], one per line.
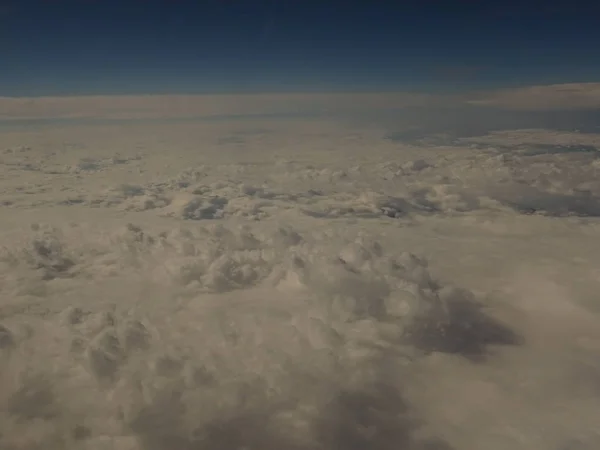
[2, 89, 600, 450]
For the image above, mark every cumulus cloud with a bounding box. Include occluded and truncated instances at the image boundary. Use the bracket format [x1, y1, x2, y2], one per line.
[2, 104, 600, 449]
[0, 222, 516, 450]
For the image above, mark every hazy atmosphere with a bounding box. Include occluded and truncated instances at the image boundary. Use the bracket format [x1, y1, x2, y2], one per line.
[2, 1, 600, 450]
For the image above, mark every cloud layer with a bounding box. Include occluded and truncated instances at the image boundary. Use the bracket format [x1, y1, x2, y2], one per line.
[2, 82, 600, 123]
[0, 92, 450, 121]
[2, 99, 600, 449]
[468, 82, 600, 110]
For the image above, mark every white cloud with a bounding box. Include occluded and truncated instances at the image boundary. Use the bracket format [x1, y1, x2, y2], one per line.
[2, 110, 600, 450]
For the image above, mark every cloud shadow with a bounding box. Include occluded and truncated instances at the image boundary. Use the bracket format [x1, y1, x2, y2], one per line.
[128, 380, 455, 450]
[405, 287, 524, 362]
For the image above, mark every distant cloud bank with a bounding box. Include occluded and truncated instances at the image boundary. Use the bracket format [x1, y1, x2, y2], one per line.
[0, 92, 446, 121]
[468, 83, 600, 111]
[1, 83, 599, 121]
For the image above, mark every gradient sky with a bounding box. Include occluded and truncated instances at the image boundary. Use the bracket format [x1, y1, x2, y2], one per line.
[1, 0, 599, 96]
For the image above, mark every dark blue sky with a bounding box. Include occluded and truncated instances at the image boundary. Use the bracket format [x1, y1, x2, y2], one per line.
[1, 0, 599, 96]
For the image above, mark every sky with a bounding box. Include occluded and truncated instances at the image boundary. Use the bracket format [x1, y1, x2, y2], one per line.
[1, 0, 599, 96]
